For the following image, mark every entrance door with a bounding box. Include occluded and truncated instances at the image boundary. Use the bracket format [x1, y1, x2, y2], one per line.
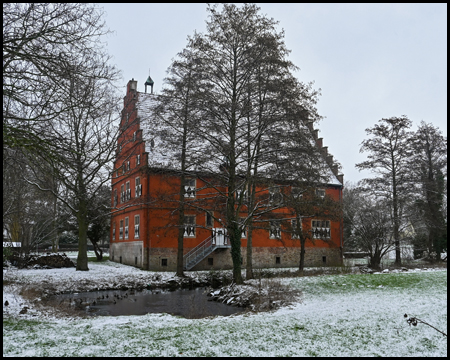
[213, 228, 227, 246]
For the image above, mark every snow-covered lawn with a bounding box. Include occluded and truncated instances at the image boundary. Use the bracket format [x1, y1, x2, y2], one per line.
[3, 258, 447, 357]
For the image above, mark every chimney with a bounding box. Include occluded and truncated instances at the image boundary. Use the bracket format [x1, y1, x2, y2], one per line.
[128, 78, 137, 93]
[306, 121, 314, 132]
[320, 146, 328, 157]
[316, 137, 323, 148]
[326, 155, 334, 166]
[332, 164, 339, 176]
[313, 129, 319, 140]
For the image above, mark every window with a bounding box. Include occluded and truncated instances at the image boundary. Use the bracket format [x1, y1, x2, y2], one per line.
[276, 256, 281, 265]
[161, 258, 168, 267]
[135, 177, 141, 197]
[136, 154, 140, 165]
[322, 256, 327, 264]
[184, 215, 196, 237]
[315, 189, 325, 198]
[134, 215, 140, 239]
[240, 217, 247, 239]
[312, 220, 331, 239]
[206, 212, 213, 227]
[126, 161, 130, 172]
[119, 220, 123, 240]
[113, 189, 118, 207]
[133, 131, 136, 142]
[126, 181, 131, 201]
[124, 217, 129, 240]
[184, 178, 196, 198]
[269, 186, 282, 205]
[112, 222, 116, 241]
[235, 184, 248, 203]
[208, 258, 214, 266]
[291, 187, 303, 200]
[269, 220, 281, 239]
[291, 218, 301, 239]
[120, 184, 125, 203]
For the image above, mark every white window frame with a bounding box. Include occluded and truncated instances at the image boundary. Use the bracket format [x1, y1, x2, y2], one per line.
[133, 131, 136, 142]
[269, 186, 282, 205]
[205, 211, 213, 227]
[112, 222, 116, 241]
[312, 220, 331, 239]
[136, 154, 140, 165]
[184, 178, 196, 198]
[291, 218, 301, 239]
[183, 215, 196, 238]
[126, 181, 131, 201]
[315, 189, 325, 199]
[119, 220, 123, 240]
[134, 215, 140, 239]
[240, 217, 247, 239]
[135, 177, 141, 198]
[235, 184, 248, 203]
[124, 217, 129, 240]
[269, 220, 281, 239]
[120, 184, 125, 203]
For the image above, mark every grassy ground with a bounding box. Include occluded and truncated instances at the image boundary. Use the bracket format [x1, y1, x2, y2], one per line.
[3, 268, 446, 357]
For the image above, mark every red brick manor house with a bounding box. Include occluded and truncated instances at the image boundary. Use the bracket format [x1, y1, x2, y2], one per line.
[110, 79, 344, 271]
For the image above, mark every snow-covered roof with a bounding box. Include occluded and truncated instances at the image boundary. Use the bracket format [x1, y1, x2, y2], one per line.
[136, 92, 342, 186]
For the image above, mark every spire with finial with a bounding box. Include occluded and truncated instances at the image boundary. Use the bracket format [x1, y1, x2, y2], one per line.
[145, 69, 154, 94]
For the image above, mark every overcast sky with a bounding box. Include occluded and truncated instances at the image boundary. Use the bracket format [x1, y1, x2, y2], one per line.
[100, 3, 447, 184]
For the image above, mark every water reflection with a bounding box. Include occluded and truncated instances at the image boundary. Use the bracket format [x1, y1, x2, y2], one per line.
[55, 287, 244, 319]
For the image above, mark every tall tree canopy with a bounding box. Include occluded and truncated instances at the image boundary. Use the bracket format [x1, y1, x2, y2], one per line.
[356, 116, 413, 265]
[153, 4, 328, 283]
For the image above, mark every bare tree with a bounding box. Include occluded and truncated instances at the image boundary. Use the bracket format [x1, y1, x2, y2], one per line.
[343, 184, 394, 270]
[4, 3, 121, 270]
[25, 65, 120, 271]
[356, 116, 413, 265]
[3, 3, 116, 158]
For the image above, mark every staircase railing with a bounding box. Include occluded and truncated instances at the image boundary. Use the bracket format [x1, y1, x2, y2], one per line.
[183, 236, 214, 270]
[183, 233, 231, 270]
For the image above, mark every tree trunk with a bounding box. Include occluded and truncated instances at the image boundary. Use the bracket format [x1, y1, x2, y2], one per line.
[76, 200, 89, 271]
[91, 240, 103, 261]
[298, 235, 306, 276]
[246, 225, 253, 280]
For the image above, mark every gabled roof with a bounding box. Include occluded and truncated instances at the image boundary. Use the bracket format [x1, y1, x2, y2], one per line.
[135, 91, 343, 186]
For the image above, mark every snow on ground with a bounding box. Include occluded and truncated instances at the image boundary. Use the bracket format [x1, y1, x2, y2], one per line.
[3, 254, 447, 357]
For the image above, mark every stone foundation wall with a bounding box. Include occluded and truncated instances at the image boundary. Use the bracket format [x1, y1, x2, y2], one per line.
[110, 241, 144, 268]
[147, 246, 342, 271]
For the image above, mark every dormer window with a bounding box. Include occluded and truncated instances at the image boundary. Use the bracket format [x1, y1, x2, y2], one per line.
[316, 189, 325, 198]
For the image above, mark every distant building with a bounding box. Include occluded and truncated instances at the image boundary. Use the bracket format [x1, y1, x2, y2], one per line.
[110, 79, 344, 271]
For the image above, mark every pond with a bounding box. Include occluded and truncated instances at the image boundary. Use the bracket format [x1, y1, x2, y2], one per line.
[53, 287, 245, 319]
